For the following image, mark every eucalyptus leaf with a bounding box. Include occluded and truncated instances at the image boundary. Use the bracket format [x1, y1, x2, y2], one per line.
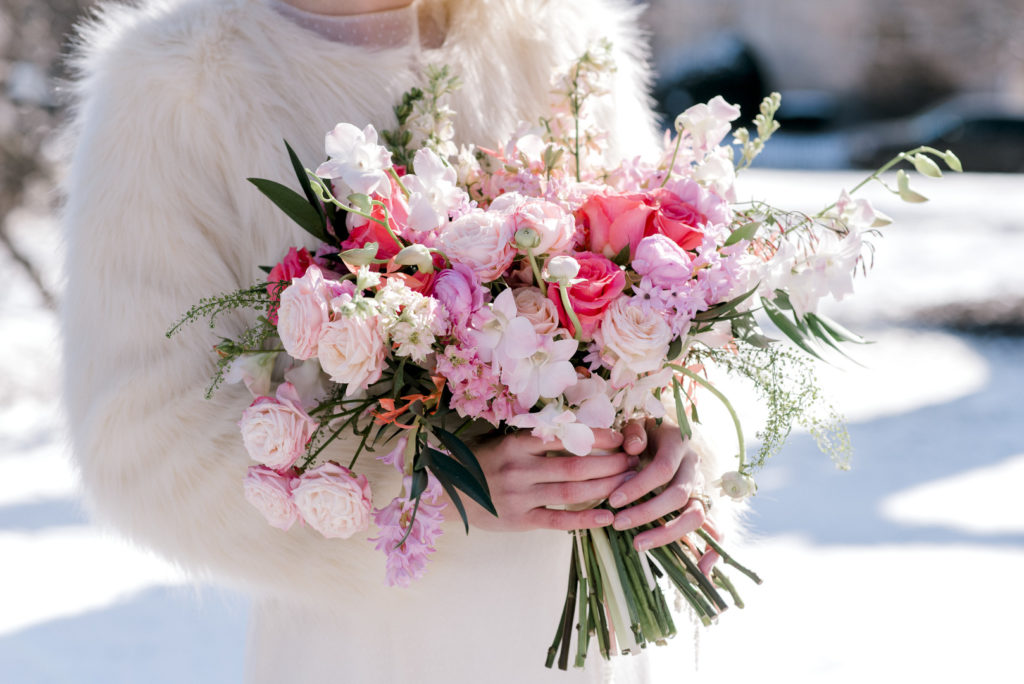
[248, 178, 329, 243]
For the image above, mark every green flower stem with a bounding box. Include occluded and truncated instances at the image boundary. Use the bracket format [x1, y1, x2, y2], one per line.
[611, 528, 659, 641]
[369, 200, 407, 251]
[582, 534, 610, 659]
[650, 546, 714, 626]
[696, 529, 763, 585]
[546, 542, 580, 669]
[670, 364, 747, 469]
[666, 540, 730, 612]
[558, 283, 584, 343]
[659, 130, 684, 188]
[712, 567, 745, 609]
[526, 247, 547, 296]
[816, 145, 932, 216]
[387, 166, 411, 198]
[589, 527, 639, 655]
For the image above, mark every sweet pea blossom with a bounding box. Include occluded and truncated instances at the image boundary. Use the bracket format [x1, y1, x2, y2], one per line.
[316, 123, 392, 197]
[292, 462, 374, 539]
[674, 96, 741, 156]
[404, 148, 470, 233]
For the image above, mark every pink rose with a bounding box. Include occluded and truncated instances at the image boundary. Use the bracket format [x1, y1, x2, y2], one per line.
[642, 186, 707, 252]
[267, 247, 314, 325]
[277, 265, 332, 361]
[432, 263, 485, 332]
[243, 466, 300, 531]
[492, 193, 576, 255]
[579, 193, 655, 260]
[633, 234, 693, 289]
[342, 173, 410, 261]
[595, 297, 673, 386]
[513, 287, 561, 335]
[317, 303, 386, 394]
[438, 210, 515, 281]
[292, 462, 373, 539]
[547, 252, 626, 341]
[238, 382, 317, 471]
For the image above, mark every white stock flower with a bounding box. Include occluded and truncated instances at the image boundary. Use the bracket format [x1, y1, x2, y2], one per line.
[316, 123, 392, 197]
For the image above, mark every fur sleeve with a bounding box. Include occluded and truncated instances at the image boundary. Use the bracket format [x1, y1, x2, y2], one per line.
[61, 3, 392, 602]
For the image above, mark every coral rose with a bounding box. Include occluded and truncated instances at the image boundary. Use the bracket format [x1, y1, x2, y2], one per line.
[578, 193, 654, 260]
[292, 462, 373, 539]
[547, 252, 626, 341]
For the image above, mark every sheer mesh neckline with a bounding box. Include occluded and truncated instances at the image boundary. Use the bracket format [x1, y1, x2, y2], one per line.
[267, 0, 425, 50]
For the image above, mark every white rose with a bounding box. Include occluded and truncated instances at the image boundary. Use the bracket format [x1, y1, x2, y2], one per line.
[277, 266, 331, 361]
[242, 466, 299, 531]
[292, 462, 373, 539]
[513, 287, 561, 336]
[596, 297, 672, 386]
[438, 210, 515, 281]
[238, 382, 317, 471]
[318, 310, 386, 395]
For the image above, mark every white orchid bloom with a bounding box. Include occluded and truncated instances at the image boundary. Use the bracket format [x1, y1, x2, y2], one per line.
[316, 123, 392, 198]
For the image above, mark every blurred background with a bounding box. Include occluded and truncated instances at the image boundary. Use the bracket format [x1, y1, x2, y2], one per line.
[1, 0, 1022, 681]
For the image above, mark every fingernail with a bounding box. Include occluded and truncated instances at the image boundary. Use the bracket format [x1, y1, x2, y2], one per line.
[595, 511, 614, 525]
[609, 493, 626, 508]
[627, 436, 643, 449]
[635, 539, 651, 553]
[613, 514, 631, 530]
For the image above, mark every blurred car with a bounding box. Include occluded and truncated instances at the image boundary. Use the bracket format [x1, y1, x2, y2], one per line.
[848, 94, 1024, 173]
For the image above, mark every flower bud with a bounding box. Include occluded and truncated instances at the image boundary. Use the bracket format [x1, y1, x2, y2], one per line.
[911, 153, 942, 178]
[341, 242, 379, 266]
[393, 244, 435, 273]
[715, 471, 757, 500]
[514, 226, 541, 251]
[546, 255, 581, 283]
[943, 149, 963, 173]
[896, 169, 928, 204]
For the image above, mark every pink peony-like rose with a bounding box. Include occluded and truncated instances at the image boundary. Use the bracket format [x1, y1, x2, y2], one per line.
[317, 304, 386, 395]
[267, 247, 314, 325]
[492, 193, 576, 256]
[432, 263, 485, 332]
[292, 462, 373, 539]
[438, 210, 515, 281]
[238, 382, 317, 471]
[277, 265, 332, 360]
[243, 466, 300, 531]
[513, 287, 561, 335]
[579, 193, 654, 260]
[547, 252, 626, 341]
[595, 297, 673, 386]
[633, 234, 694, 289]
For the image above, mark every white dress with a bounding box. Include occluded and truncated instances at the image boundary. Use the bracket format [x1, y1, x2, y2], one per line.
[61, 0, 713, 681]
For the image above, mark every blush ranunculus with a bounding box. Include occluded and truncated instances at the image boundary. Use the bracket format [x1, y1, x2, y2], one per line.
[579, 193, 654, 260]
[243, 466, 300, 531]
[292, 462, 373, 539]
[491, 193, 576, 256]
[632, 234, 693, 289]
[547, 252, 626, 341]
[267, 247, 314, 325]
[238, 382, 317, 471]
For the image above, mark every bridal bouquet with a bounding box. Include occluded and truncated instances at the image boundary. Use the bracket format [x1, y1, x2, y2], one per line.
[169, 43, 958, 668]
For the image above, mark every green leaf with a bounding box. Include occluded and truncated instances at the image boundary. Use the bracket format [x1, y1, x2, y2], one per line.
[284, 140, 326, 226]
[432, 428, 490, 497]
[760, 297, 823, 360]
[667, 336, 683, 362]
[611, 243, 632, 267]
[248, 178, 329, 243]
[425, 447, 497, 517]
[436, 476, 470, 534]
[409, 467, 429, 499]
[807, 313, 869, 344]
[693, 283, 759, 322]
[724, 222, 760, 247]
[348, 193, 372, 214]
[672, 377, 693, 440]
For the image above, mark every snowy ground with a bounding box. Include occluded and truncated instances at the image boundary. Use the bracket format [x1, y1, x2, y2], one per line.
[1, 170, 1022, 682]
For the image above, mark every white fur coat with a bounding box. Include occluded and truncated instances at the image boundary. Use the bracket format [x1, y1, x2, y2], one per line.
[62, 1, 733, 680]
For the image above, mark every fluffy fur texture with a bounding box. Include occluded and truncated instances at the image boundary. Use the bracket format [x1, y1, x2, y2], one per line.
[62, 1, 737, 680]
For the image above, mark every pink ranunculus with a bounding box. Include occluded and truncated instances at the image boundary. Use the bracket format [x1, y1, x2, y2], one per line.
[317, 306, 386, 394]
[492, 193, 577, 256]
[642, 186, 707, 252]
[292, 462, 373, 539]
[277, 265, 332, 361]
[267, 247, 315, 325]
[431, 263, 485, 333]
[238, 382, 317, 471]
[547, 252, 626, 341]
[633, 234, 694, 289]
[438, 210, 515, 281]
[242, 466, 300, 531]
[579, 192, 655, 260]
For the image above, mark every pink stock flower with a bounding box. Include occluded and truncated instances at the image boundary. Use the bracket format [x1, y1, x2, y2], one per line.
[633, 234, 693, 289]
[277, 265, 332, 361]
[243, 466, 300, 531]
[547, 252, 625, 340]
[238, 382, 317, 471]
[267, 247, 314, 325]
[370, 474, 446, 587]
[292, 462, 373, 539]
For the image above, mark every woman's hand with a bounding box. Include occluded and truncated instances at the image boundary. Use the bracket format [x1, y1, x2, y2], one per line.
[611, 419, 719, 564]
[452, 429, 638, 532]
